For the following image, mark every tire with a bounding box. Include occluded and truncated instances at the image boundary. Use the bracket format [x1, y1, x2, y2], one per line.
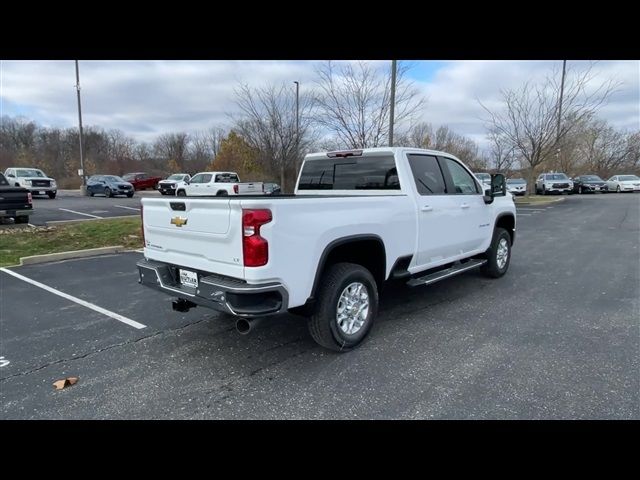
[48, 191, 56, 199]
[216, 190, 228, 196]
[308, 262, 379, 352]
[579, 186, 583, 194]
[127, 193, 134, 198]
[616, 186, 621, 193]
[177, 190, 186, 197]
[542, 186, 548, 196]
[104, 187, 113, 198]
[15, 216, 29, 224]
[481, 228, 511, 279]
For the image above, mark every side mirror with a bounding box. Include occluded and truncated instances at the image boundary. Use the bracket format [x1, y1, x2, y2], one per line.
[483, 188, 494, 204]
[184, 179, 190, 185]
[7, 173, 15, 178]
[484, 173, 506, 204]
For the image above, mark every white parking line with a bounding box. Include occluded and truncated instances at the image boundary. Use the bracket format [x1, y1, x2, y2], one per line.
[59, 208, 102, 219]
[0, 268, 147, 330]
[517, 213, 532, 216]
[114, 205, 141, 212]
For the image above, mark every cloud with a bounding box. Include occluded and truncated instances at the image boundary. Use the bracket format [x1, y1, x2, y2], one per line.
[1, 60, 638, 149]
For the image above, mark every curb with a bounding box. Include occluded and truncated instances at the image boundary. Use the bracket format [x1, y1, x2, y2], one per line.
[46, 215, 139, 226]
[515, 197, 566, 206]
[18, 246, 126, 266]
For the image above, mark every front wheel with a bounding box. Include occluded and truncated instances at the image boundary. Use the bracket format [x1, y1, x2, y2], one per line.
[126, 193, 134, 198]
[47, 191, 57, 199]
[308, 263, 379, 352]
[579, 187, 583, 194]
[176, 190, 186, 197]
[616, 186, 621, 193]
[15, 216, 29, 224]
[481, 228, 511, 278]
[104, 187, 113, 198]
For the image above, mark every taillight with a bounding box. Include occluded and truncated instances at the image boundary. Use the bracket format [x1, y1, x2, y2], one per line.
[233, 184, 239, 194]
[242, 209, 272, 267]
[27, 192, 33, 205]
[140, 204, 145, 246]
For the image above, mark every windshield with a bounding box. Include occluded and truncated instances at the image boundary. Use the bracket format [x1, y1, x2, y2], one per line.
[122, 174, 136, 180]
[507, 178, 526, 184]
[16, 169, 46, 178]
[104, 176, 125, 182]
[619, 175, 640, 181]
[582, 175, 603, 181]
[546, 173, 568, 180]
[167, 174, 185, 181]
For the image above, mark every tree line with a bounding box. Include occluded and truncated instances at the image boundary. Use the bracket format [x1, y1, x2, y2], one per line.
[1, 61, 637, 192]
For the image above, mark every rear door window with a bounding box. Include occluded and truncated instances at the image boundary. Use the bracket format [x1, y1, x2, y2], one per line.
[407, 154, 446, 195]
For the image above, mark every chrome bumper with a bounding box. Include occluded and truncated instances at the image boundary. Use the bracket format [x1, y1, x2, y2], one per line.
[137, 258, 288, 317]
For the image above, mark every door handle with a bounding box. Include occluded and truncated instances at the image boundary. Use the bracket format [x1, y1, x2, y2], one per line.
[460, 203, 470, 209]
[421, 205, 433, 212]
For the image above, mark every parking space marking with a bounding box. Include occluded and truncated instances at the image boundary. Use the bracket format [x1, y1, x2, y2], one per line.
[58, 208, 102, 219]
[0, 268, 147, 330]
[114, 205, 141, 212]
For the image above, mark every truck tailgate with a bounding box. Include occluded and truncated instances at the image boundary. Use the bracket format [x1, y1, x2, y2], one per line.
[141, 197, 245, 278]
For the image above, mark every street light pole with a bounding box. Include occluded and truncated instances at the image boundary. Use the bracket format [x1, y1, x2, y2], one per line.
[75, 60, 86, 189]
[556, 60, 567, 169]
[294, 80, 300, 172]
[389, 60, 397, 146]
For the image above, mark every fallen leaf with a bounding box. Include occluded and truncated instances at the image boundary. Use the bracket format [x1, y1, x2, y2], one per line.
[53, 376, 79, 390]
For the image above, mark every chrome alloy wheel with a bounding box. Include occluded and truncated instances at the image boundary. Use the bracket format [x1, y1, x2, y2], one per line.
[496, 238, 509, 270]
[336, 282, 369, 335]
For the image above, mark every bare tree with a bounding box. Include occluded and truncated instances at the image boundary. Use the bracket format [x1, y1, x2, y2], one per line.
[487, 127, 516, 173]
[232, 82, 315, 191]
[154, 132, 190, 171]
[313, 61, 425, 149]
[480, 62, 619, 193]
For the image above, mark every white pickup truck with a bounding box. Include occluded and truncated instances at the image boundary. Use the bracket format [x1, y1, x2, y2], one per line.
[175, 171, 263, 197]
[138, 148, 516, 351]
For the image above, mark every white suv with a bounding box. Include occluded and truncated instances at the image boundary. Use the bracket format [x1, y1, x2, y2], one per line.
[535, 173, 573, 195]
[4, 168, 58, 199]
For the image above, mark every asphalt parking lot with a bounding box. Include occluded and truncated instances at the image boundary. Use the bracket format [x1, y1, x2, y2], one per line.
[25, 189, 158, 225]
[1, 194, 638, 419]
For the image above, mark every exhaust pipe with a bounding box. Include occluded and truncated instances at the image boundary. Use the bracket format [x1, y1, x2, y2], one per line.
[236, 317, 265, 335]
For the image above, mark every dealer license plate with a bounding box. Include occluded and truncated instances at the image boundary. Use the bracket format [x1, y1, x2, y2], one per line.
[179, 269, 198, 288]
[39, 191, 45, 195]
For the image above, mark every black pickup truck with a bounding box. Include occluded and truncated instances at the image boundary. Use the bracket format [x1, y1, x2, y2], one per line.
[0, 173, 33, 224]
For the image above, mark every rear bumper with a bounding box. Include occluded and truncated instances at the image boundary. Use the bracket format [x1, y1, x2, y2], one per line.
[0, 208, 32, 217]
[137, 258, 288, 317]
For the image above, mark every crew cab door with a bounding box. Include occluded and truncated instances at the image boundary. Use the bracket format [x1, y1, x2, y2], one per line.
[407, 153, 461, 267]
[186, 173, 212, 196]
[438, 156, 492, 254]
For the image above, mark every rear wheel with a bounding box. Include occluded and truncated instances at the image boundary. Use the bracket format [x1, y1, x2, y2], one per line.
[15, 216, 29, 224]
[481, 228, 511, 278]
[216, 190, 228, 196]
[308, 262, 378, 352]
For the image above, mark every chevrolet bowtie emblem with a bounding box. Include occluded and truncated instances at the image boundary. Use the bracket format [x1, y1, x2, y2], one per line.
[171, 217, 188, 227]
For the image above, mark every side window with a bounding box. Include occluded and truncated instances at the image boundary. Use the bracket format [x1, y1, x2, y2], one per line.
[190, 174, 203, 183]
[407, 154, 446, 195]
[201, 174, 213, 183]
[442, 158, 480, 194]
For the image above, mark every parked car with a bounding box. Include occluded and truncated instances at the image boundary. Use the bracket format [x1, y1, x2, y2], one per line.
[158, 173, 191, 196]
[0, 173, 33, 224]
[122, 172, 162, 191]
[572, 175, 608, 194]
[138, 147, 516, 351]
[535, 173, 573, 195]
[605, 175, 640, 193]
[86, 175, 135, 197]
[474, 172, 491, 189]
[4, 167, 57, 199]
[263, 183, 281, 195]
[506, 178, 527, 196]
[176, 171, 240, 197]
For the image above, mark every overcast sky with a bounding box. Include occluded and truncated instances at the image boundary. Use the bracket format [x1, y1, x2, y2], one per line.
[1, 60, 638, 149]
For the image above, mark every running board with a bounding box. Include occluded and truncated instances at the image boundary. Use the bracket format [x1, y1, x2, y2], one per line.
[406, 259, 487, 287]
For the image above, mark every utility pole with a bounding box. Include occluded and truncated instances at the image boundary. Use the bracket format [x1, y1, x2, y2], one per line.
[389, 60, 397, 146]
[294, 81, 300, 181]
[75, 60, 86, 189]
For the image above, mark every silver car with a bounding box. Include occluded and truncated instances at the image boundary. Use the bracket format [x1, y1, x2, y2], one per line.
[535, 173, 573, 195]
[507, 178, 527, 196]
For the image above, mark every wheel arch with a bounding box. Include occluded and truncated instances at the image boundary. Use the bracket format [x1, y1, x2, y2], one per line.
[494, 213, 516, 245]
